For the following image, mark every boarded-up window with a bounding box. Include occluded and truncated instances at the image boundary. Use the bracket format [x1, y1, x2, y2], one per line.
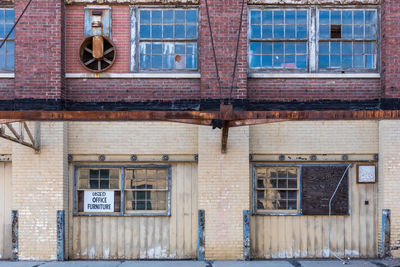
[301, 165, 349, 215]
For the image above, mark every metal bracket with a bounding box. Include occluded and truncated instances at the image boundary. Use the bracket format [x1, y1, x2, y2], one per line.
[0, 121, 40, 152]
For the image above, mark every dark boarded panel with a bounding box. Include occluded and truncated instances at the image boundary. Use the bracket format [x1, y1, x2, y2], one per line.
[302, 166, 348, 215]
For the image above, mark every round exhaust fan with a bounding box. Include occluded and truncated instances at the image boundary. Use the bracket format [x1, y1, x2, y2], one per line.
[79, 36, 116, 73]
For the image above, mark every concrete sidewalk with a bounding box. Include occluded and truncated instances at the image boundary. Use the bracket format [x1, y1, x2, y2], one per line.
[0, 259, 399, 267]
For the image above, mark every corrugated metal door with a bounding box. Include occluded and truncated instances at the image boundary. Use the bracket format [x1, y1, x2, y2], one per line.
[0, 162, 12, 259]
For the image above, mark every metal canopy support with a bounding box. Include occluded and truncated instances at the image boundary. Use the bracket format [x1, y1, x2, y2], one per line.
[0, 121, 40, 152]
[221, 121, 229, 154]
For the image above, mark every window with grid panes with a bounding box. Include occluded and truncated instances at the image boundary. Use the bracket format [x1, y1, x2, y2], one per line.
[137, 9, 198, 71]
[0, 8, 14, 72]
[255, 166, 300, 213]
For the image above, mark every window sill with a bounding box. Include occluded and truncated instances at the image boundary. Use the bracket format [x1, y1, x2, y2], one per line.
[248, 73, 380, 79]
[0, 73, 14, 78]
[66, 73, 201, 79]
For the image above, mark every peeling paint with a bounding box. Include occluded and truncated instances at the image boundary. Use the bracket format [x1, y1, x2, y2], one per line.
[248, 0, 379, 5]
[104, 248, 110, 259]
[65, 0, 199, 4]
[89, 247, 95, 258]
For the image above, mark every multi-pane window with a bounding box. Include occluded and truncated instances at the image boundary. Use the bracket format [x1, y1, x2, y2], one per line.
[76, 166, 170, 215]
[0, 8, 14, 72]
[137, 9, 198, 71]
[318, 9, 377, 70]
[248, 8, 379, 73]
[255, 166, 300, 213]
[249, 9, 308, 70]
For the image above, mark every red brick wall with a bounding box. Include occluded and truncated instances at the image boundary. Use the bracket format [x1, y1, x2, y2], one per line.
[14, 0, 65, 100]
[0, 80, 14, 100]
[248, 78, 381, 101]
[382, 0, 400, 98]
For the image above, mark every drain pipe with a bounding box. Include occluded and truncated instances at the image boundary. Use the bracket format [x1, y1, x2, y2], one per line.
[328, 164, 352, 264]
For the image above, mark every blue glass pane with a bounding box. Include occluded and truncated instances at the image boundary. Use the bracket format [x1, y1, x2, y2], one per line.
[261, 55, 272, 68]
[163, 55, 174, 69]
[140, 55, 150, 69]
[7, 41, 14, 55]
[0, 44, 4, 56]
[342, 42, 352, 54]
[251, 25, 261, 39]
[285, 25, 295, 39]
[353, 55, 363, 68]
[274, 25, 284, 39]
[175, 44, 185, 54]
[262, 42, 272, 54]
[319, 11, 329, 25]
[152, 11, 162, 24]
[331, 11, 341, 25]
[186, 43, 196, 54]
[0, 10, 4, 23]
[262, 25, 272, 39]
[262, 11, 272, 24]
[342, 25, 352, 38]
[285, 43, 295, 54]
[331, 42, 340, 55]
[5, 24, 14, 39]
[186, 25, 197, 39]
[175, 11, 185, 23]
[354, 25, 364, 39]
[297, 25, 307, 39]
[354, 43, 363, 54]
[342, 55, 352, 68]
[186, 55, 196, 69]
[319, 42, 329, 54]
[140, 25, 150, 38]
[251, 10, 261, 24]
[297, 11, 307, 24]
[163, 43, 174, 55]
[319, 55, 329, 68]
[296, 55, 307, 68]
[140, 11, 150, 24]
[296, 42, 307, 53]
[163, 25, 173, 39]
[274, 11, 284, 24]
[250, 55, 261, 68]
[343, 11, 352, 24]
[0, 55, 4, 70]
[365, 42, 375, 53]
[5, 10, 13, 24]
[0, 26, 4, 39]
[365, 11, 376, 25]
[249, 42, 261, 54]
[152, 55, 162, 69]
[175, 25, 185, 39]
[5, 54, 12, 70]
[163, 10, 173, 24]
[273, 42, 284, 54]
[365, 55, 375, 69]
[139, 43, 151, 54]
[330, 55, 340, 67]
[152, 43, 162, 54]
[186, 10, 197, 24]
[319, 25, 329, 39]
[285, 11, 295, 24]
[152, 25, 162, 39]
[365, 25, 376, 39]
[285, 55, 295, 67]
[354, 11, 364, 25]
[273, 55, 283, 68]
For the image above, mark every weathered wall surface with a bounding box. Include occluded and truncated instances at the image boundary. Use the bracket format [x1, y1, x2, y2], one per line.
[248, 0, 379, 4]
[0, 79, 14, 101]
[250, 121, 378, 155]
[198, 126, 249, 260]
[68, 122, 198, 155]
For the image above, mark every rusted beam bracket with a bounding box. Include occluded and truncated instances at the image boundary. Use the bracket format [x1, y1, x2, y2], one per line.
[221, 120, 229, 154]
[0, 122, 40, 152]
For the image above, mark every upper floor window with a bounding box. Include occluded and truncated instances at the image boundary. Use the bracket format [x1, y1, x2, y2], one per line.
[133, 8, 198, 72]
[248, 7, 379, 73]
[0, 8, 14, 72]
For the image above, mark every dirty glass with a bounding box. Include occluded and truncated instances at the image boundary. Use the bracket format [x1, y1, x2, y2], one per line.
[125, 167, 169, 212]
[255, 166, 299, 212]
[78, 168, 120, 190]
[249, 9, 308, 70]
[318, 9, 377, 70]
[0, 9, 14, 72]
[139, 9, 198, 70]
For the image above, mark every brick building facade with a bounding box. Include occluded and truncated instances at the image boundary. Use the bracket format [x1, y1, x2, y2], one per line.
[0, 0, 399, 261]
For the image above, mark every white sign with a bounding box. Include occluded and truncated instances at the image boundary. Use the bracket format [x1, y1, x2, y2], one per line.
[358, 165, 376, 183]
[84, 191, 114, 212]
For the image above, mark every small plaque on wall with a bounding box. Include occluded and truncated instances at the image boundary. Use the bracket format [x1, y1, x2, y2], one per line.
[357, 164, 376, 183]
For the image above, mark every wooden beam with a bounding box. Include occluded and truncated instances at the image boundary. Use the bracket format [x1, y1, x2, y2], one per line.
[221, 121, 229, 154]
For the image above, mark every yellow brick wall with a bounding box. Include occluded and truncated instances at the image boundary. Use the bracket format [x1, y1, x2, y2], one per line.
[250, 121, 378, 154]
[198, 126, 249, 260]
[12, 122, 68, 260]
[379, 120, 400, 257]
[68, 122, 198, 155]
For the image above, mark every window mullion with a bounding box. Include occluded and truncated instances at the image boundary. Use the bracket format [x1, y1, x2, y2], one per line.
[310, 7, 317, 73]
